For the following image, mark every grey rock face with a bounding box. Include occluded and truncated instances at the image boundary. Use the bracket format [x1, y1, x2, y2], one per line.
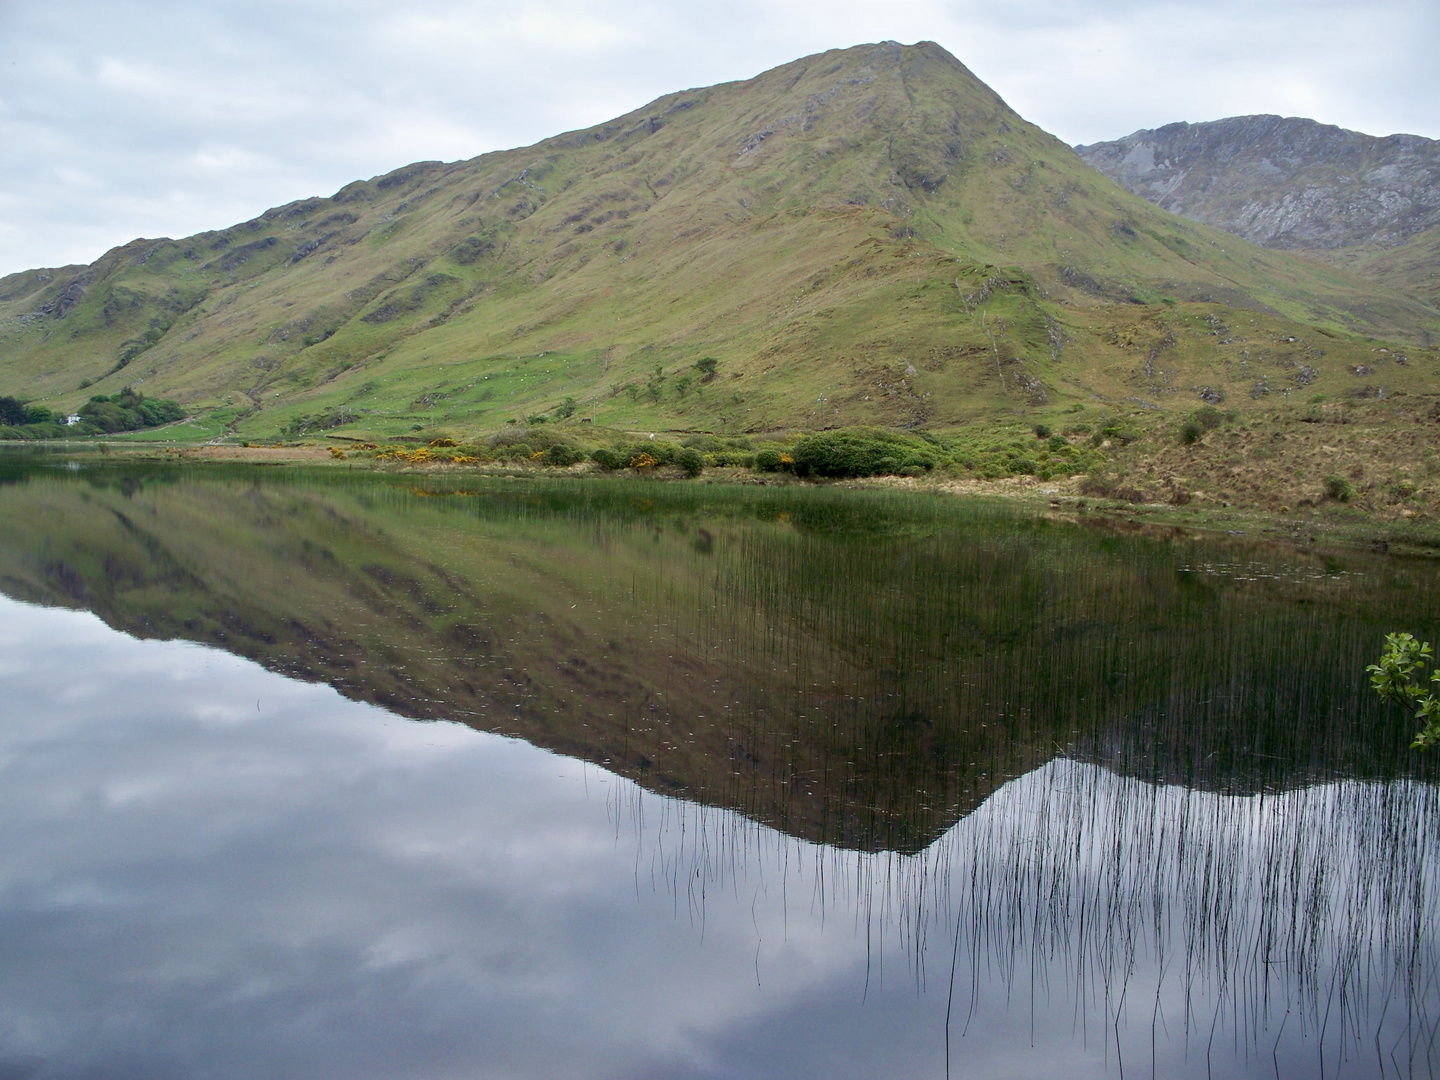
[1075, 116, 1440, 251]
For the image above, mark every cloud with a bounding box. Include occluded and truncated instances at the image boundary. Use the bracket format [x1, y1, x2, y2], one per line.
[0, 0, 1435, 275]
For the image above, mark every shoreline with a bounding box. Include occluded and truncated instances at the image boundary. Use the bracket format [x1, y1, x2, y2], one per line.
[6, 441, 1437, 560]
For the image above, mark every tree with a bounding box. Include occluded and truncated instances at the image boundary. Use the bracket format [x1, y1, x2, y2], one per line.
[1367, 632, 1440, 749]
[0, 396, 27, 426]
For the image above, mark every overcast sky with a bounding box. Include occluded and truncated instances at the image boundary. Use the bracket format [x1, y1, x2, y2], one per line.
[2, 0, 1436, 277]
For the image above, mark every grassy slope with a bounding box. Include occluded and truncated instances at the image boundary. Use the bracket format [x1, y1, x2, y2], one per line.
[1335, 221, 1440, 310]
[1, 42, 1437, 446]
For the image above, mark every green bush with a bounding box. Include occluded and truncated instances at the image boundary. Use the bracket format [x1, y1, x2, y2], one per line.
[789, 430, 935, 479]
[647, 441, 679, 466]
[676, 448, 705, 477]
[754, 448, 786, 472]
[1193, 405, 1227, 430]
[682, 434, 725, 452]
[1033, 423, 1052, 439]
[1099, 420, 1143, 446]
[0, 397, 28, 426]
[75, 389, 184, 435]
[591, 447, 625, 470]
[1180, 421, 1204, 445]
[544, 444, 585, 466]
[1323, 475, 1356, 502]
[502, 442, 534, 461]
[705, 450, 755, 468]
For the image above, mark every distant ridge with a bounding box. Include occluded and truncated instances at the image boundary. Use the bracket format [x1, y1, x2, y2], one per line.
[1076, 117, 1440, 307]
[1076, 116, 1440, 251]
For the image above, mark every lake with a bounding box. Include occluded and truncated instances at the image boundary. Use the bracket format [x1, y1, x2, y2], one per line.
[0, 459, 1435, 1078]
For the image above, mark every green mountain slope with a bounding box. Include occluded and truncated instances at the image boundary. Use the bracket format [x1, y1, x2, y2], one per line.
[2, 41, 1437, 442]
[1337, 221, 1440, 310]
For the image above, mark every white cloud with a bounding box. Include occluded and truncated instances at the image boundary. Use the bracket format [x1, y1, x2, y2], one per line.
[0, 0, 1435, 276]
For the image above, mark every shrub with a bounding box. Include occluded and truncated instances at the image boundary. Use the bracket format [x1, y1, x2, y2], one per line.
[789, 430, 935, 478]
[694, 357, 718, 382]
[1100, 421, 1143, 446]
[1179, 421, 1204, 445]
[1033, 423, 1052, 439]
[501, 442, 533, 461]
[591, 447, 625, 470]
[676, 448, 705, 477]
[0, 397, 28, 426]
[645, 441, 679, 466]
[754, 448, 785, 472]
[1192, 405, 1226, 430]
[705, 450, 755, 468]
[1046, 434, 1067, 452]
[1323, 474, 1356, 502]
[545, 444, 585, 466]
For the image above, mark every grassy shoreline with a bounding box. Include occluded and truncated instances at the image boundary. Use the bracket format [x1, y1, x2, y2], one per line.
[7, 436, 1438, 560]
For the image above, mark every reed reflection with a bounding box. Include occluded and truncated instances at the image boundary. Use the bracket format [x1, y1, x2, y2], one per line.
[612, 762, 1438, 1077]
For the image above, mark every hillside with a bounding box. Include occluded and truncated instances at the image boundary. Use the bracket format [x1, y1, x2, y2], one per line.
[1076, 116, 1440, 306]
[1, 42, 1437, 444]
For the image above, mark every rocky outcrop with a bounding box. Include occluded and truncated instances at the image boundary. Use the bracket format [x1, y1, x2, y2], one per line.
[1076, 116, 1440, 252]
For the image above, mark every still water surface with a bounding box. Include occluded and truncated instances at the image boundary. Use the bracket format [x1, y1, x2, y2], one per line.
[0, 462, 1435, 1078]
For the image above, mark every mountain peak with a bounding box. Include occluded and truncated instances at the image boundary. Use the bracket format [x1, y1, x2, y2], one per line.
[1077, 116, 1440, 251]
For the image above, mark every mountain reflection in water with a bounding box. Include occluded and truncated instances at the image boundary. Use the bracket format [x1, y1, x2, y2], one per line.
[0, 461, 1435, 1078]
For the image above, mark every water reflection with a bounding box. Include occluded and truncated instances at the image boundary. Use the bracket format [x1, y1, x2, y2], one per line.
[0, 462, 1435, 1076]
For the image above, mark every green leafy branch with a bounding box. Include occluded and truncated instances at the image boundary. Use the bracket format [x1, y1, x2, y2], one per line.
[1367, 632, 1440, 750]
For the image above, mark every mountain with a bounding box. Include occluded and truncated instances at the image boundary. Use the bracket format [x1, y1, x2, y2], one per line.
[1, 42, 1437, 443]
[1076, 116, 1440, 307]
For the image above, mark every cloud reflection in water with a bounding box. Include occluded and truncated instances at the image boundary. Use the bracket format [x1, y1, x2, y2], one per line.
[0, 595, 1434, 1079]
